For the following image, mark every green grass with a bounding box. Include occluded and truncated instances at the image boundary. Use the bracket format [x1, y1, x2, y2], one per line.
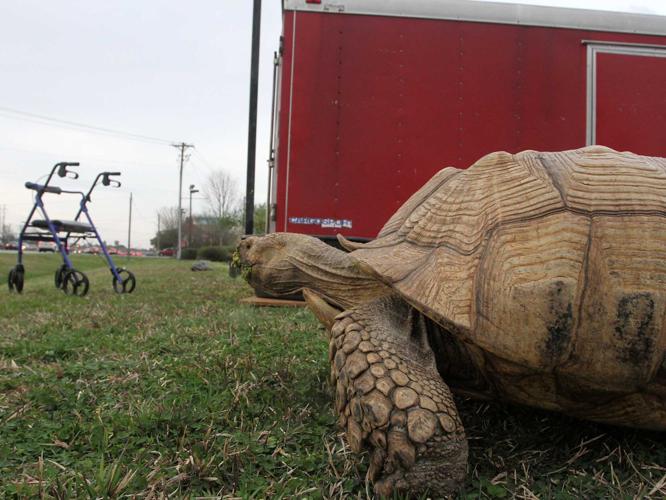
[1, 253, 664, 498]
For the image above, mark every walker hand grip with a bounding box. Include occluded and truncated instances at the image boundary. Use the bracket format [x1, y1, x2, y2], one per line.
[25, 182, 62, 194]
[57, 162, 80, 179]
[102, 172, 122, 187]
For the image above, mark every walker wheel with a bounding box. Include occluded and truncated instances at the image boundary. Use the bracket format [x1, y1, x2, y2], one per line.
[8, 266, 24, 293]
[112, 268, 136, 294]
[62, 269, 89, 297]
[55, 265, 68, 289]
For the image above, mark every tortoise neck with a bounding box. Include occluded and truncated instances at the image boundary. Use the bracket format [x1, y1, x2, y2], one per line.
[247, 235, 389, 308]
[284, 240, 390, 309]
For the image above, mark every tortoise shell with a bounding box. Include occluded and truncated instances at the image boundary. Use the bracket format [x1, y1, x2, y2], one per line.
[351, 146, 666, 403]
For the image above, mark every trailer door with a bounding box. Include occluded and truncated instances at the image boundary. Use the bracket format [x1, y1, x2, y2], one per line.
[587, 43, 666, 156]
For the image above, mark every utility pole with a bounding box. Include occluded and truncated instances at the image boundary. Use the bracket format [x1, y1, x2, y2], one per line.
[127, 193, 133, 260]
[189, 184, 199, 248]
[172, 142, 194, 259]
[157, 213, 161, 251]
[245, 0, 262, 235]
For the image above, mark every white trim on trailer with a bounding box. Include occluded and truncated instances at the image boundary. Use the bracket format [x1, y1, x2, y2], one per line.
[582, 39, 666, 50]
[284, 11, 297, 231]
[270, 49, 283, 233]
[585, 42, 666, 145]
[283, 0, 666, 37]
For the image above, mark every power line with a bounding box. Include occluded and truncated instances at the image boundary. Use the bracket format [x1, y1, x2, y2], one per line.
[0, 143, 174, 171]
[0, 105, 175, 146]
[192, 149, 216, 171]
[190, 150, 218, 183]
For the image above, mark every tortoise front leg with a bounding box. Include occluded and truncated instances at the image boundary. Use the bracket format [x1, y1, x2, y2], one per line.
[314, 294, 468, 497]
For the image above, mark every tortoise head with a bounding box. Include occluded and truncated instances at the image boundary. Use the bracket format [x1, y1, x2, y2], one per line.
[236, 232, 393, 308]
[235, 233, 317, 300]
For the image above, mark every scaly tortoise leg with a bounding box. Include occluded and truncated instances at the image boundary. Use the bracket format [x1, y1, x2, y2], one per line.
[323, 295, 468, 497]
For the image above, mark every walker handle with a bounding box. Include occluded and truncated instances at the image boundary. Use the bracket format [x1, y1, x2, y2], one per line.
[102, 172, 122, 188]
[57, 162, 80, 179]
[25, 182, 62, 194]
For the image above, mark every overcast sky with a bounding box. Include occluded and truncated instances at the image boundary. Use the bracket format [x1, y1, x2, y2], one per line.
[0, 0, 664, 247]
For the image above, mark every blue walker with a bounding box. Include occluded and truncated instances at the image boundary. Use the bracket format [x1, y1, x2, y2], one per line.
[7, 162, 136, 296]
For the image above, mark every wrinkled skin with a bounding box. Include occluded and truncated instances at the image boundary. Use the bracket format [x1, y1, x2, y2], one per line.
[237, 233, 389, 309]
[237, 233, 468, 498]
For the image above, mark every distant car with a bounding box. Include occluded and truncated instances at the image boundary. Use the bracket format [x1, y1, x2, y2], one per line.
[108, 247, 119, 255]
[144, 250, 157, 257]
[38, 242, 56, 253]
[159, 247, 176, 257]
[4, 242, 19, 250]
[22, 243, 38, 252]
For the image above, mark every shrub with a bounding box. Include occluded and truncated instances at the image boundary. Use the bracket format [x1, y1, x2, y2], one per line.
[197, 246, 233, 262]
[180, 248, 198, 260]
[221, 245, 237, 260]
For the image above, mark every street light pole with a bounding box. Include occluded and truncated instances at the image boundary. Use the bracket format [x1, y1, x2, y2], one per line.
[188, 184, 199, 248]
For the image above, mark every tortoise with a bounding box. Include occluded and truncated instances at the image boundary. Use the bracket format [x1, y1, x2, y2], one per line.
[236, 146, 666, 497]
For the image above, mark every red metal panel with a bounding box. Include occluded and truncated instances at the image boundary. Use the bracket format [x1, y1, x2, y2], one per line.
[275, 10, 666, 239]
[596, 52, 666, 157]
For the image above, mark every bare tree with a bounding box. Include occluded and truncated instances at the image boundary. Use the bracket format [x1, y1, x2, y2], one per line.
[156, 206, 182, 231]
[203, 170, 238, 219]
[1, 224, 15, 244]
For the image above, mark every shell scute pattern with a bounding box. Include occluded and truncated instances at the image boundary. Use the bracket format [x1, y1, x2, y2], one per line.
[351, 147, 666, 401]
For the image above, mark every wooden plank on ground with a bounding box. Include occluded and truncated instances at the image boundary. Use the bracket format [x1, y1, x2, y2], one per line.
[240, 296, 307, 307]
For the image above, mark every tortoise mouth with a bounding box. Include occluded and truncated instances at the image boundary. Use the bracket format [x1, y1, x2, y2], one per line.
[230, 249, 253, 280]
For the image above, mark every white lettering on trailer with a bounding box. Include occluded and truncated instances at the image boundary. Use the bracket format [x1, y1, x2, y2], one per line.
[289, 217, 352, 229]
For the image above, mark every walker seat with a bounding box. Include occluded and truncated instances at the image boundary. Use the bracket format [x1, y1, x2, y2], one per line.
[31, 219, 93, 233]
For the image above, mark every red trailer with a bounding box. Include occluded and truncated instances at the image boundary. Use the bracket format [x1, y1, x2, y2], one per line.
[265, 0, 666, 241]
